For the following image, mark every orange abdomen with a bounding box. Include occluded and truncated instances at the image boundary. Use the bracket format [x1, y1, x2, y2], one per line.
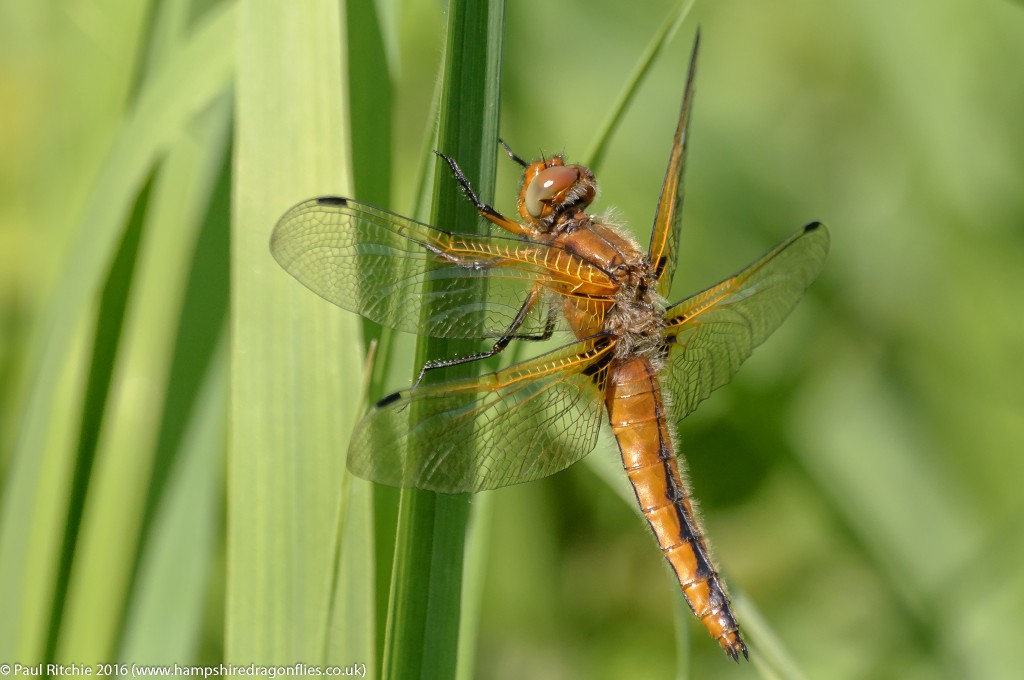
[604, 357, 747, 660]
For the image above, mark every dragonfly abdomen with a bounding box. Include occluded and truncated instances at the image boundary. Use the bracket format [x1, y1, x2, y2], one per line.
[604, 357, 747, 661]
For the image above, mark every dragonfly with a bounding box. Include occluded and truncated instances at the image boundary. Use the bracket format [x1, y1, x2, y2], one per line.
[270, 32, 829, 661]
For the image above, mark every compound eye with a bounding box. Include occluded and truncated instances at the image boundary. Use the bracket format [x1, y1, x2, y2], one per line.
[525, 165, 578, 218]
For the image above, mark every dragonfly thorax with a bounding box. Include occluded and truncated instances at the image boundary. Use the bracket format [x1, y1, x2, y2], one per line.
[606, 267, 667, 365]
[577, 220, 667, 364]
[552, 215, 667, 363]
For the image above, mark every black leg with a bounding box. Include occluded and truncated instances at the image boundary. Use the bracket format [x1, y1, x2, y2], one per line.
[434, 149, 537, 237]
[499, 138, 529, 167]
[434, 151, 510, 224]
[414, 287, 544, 387]
[511, 305, 556, 342]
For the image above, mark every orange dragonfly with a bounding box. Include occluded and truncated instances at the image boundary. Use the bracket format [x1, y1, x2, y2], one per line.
[270, 33, 828, 661]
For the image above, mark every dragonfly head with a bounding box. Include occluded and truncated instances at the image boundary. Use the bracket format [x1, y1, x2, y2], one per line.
[518, 156, 597, 229]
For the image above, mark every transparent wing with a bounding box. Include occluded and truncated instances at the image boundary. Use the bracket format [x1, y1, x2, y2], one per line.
[348, 338, 615, 493]
[271, 197, 612, 339]
[661, 222, 829, 419]
[649, 31, 700, 299]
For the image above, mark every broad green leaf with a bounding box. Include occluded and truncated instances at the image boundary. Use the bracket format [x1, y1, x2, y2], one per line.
[229, 0, 366, 666]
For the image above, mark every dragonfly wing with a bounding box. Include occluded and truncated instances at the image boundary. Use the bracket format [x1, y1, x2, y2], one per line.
[271, 197, 586, 339]
[348, 338, 615, 493]
[661, 222, 829, 419]
[649, 31, 700, 299]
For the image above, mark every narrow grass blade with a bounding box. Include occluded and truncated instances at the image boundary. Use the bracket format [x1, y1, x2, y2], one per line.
[43, 166, 155, 666]
[382, 0, 505, 678]
[117, 336, 228, 664]
[340, 2, 400, 665]
[324, 470, 376, 673]
[583, 0, 694, 174]
[672, 593, 693, 680]
[455, 492, 494, 680]
[109, 99, 234, 663]
[346, 0, 393, 210]
[0, 2, 235, 661]
[734, 592, 808, 680]
[55, 90, 234, 672]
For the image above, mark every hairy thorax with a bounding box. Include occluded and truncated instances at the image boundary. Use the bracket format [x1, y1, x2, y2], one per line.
[554, 215, 667, 366]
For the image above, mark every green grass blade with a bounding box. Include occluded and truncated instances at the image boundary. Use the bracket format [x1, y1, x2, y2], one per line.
[455, 492, 494, 680]
[117, 336, 228, 665]
[323, 344, 379, 675]
[672, 593, 693, 680]
[229, 0, 364, 665]
[110, 100, 234, 663]
[324, 461, 377, 673]
[582, 0, 694, 174]
[735, 592, 808, 680]
[0, 2, 235, 661]
[42, 165, 154, 666]
[56, 81, 234, 670]
[346, 0, 393, 210]
[382, 0, 505, 677]
[340, 1, 400, 665]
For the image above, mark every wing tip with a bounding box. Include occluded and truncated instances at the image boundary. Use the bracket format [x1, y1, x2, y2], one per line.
[802, 221, 831, 253]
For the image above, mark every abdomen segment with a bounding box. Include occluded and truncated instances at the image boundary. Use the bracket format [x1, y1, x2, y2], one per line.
[604, 357, 747, 660]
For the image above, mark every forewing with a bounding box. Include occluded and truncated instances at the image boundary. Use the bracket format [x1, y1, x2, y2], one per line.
[348, 338, 614, 493]
[271, 197, 586, 339]
[649, 32, 700, 299]
[662, 222, 829, 419]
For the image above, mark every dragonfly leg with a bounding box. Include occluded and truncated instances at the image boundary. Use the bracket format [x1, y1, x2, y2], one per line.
[512, 305, 556, 341]
[434, 150, 535, 237]
[498, 138, 529, 167]
[414, 285, 544, 387]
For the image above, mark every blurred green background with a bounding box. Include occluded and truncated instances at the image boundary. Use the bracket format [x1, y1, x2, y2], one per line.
[2, 0, 1023, 678]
